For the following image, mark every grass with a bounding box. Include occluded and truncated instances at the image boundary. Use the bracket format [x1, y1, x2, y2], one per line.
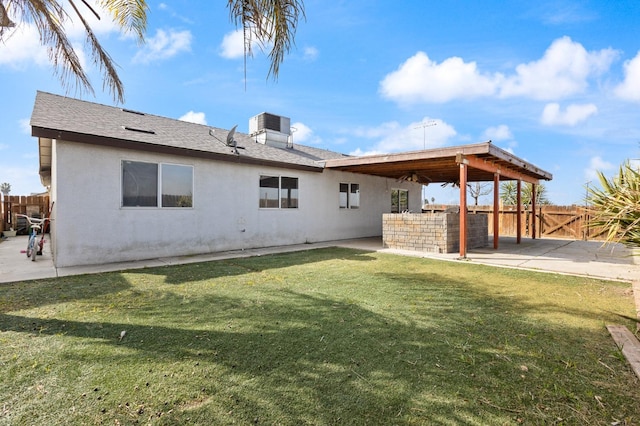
[0, 247, 638, 425]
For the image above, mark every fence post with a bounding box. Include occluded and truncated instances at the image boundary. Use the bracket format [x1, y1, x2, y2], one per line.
[583, 206, 589, 241]
[538, 206, 542, 238]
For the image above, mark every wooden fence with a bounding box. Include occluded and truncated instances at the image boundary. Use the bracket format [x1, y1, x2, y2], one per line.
[423, 204, 605, 241]
[1, 195, 51, 234]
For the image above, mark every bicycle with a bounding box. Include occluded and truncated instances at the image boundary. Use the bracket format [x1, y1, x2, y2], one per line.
[17, 214, 50, 262]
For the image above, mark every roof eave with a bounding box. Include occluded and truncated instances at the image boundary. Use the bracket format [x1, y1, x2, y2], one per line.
[31, 126, 324, 173]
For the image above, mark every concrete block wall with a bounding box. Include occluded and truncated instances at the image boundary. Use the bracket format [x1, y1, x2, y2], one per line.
[383, 212, 488, 254]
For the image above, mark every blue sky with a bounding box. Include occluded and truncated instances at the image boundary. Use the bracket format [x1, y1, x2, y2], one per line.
[1, 0, 639, 204]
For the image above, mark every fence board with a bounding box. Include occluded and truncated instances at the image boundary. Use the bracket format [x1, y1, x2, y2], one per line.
[423, 204, 606, 241]
[2, 195, 50, 234]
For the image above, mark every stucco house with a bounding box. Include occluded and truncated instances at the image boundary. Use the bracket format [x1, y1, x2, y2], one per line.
[31, 91, 422, 268]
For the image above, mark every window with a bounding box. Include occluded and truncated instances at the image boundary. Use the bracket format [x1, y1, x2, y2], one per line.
[260, 175, 298, 208]
[280, 177, 299, 208]
[122, 161, 158, 207]
[350, 183, 360, 208]
[339, 183, 360, 209]
[122, 160, 193, 207]
[391, 189, 409, 213]
[162, 164, 193, 207]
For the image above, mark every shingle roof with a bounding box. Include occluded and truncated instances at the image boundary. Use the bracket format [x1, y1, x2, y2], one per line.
[30, 91, 349, 172]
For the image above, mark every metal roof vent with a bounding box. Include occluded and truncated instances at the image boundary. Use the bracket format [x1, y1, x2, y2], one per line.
[249, 112, 292, 149]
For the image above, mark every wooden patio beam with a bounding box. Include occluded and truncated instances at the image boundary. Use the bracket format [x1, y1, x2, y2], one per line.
[456, 154, 540, 185]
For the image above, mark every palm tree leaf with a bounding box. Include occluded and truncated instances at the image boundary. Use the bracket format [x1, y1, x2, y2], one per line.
[68, 0, 124, 102]
[99, 0, 147, 42]
[227, 0, 305, 79]
[24, 0, 94, 97]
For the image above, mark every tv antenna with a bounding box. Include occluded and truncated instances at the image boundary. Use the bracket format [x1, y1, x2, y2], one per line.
[414, 120, 437, 150]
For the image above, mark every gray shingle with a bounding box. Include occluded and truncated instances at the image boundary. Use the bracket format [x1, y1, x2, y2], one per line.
[30, 91, 349, 170]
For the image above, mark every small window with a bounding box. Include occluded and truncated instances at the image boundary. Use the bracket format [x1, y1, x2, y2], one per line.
[122, 161, 158, 207]
[162, 164, 193, 207]
[260, 176, 280, 208]
[339, 183, 349, 208]
[391, 189, 409, 213]
[260, 175, 299, 209]
[340, 183, 360, 209]
[349, 184, 360, 209]
[281, 177, 298, 208]
[122, 160, 193, 208]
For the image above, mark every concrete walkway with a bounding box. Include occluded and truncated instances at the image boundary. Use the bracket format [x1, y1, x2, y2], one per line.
[1, 234, 639, 284]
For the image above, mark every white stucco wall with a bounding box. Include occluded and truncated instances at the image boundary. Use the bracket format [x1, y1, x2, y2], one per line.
[50, 140, 421, 267]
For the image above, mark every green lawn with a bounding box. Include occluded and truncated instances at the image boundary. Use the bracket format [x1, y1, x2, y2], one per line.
[1, 248, 638, 425]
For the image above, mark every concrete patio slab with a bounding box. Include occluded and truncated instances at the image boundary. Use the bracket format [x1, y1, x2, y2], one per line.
[1, 234, 638, 284]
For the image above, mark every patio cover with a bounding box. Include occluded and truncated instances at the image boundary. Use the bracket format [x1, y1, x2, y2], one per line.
[323, 141, 553, 257]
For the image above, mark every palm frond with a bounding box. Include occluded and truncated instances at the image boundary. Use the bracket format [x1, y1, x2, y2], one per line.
[587, 161, 640, 247]
[24, 0, 94, 98]
[228, 0, 305, 79]
[69, 0, 124, 103]
[99, 0, 147, 43]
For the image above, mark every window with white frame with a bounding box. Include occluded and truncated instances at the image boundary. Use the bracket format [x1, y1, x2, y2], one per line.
[391, 189, 408, 213]
[339, 183, 360, 209]
[122, 160, 193, 207]
[259, 175, 299, 208]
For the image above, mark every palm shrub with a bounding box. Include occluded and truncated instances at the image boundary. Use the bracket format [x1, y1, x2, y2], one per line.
[587, 161, 640, 246]
[500, 181, 550, 207]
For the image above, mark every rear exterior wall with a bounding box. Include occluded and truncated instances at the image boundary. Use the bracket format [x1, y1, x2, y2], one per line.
[49, 140, 421, 267]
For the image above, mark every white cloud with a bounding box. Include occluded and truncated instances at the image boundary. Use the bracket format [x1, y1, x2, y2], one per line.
[584, 156, 614, 181]
[379, 52, 500, 103]
[133, 29, 192, 63]
[614, 51, 640, 102]
[219, 29, 245, 59]
[541, 102, 598, 126]
[499, 36, 617, 100]
[303, 46, 319, 61]
[536, 2, 597, 25]
[380, 37, 618, 104]
[19, 119, 31, 134]
[179, 111, 207, 125]
[482, 125, 513, 141]
[0, 1, 122, 69]
[0, 164, 46, 194]
[290, 122, 321, 145]
[0, 25, 50, 67]
[349, 118, 456, 155]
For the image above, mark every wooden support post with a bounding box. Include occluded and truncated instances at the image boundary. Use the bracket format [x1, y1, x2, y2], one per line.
[459, 163, 468, 258]
[493, 173, 500, 249]
[531, 183, 537, 239]
[516, 180, 522, 244]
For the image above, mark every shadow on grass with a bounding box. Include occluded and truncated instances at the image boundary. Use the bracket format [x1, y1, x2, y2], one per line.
[2, 265, 635, 425]
[127, 247, 377, 285]
[0, 248, 373, 312]
[0, 274, 132, 313]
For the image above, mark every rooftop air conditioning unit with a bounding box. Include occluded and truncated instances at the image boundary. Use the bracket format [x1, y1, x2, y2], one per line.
[249, 112, 292, 149]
